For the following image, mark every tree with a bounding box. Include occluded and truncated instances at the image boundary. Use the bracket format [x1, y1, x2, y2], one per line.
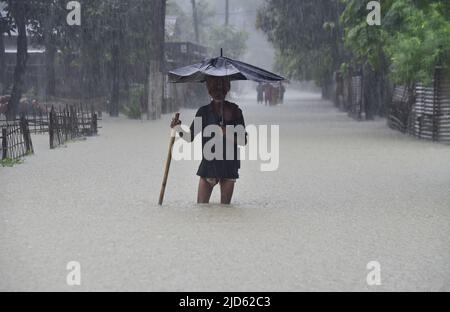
[385, 0, 450, 85]
[79, 0, 110, 104]
[340, 0, 394, 118]
[5, 0, 33, 120]
[28, 0, 69, 98]
[147, 0, 166, 120]
[169, 0, 248, 59]
[208, 25, 248, 59]
[169, 0, 225, 47]
[106, 0, 127, 117]
[257, 0, 450, 119]
[0, 1, 13, 94]
[191, 0, 199, 43]
[257, 0, 345, 98]
[342, 0, 450, 85]
[341, 0, 450, 117]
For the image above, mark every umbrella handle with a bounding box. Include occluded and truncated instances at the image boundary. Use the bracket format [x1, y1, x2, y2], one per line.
[158, 113, 180, 206]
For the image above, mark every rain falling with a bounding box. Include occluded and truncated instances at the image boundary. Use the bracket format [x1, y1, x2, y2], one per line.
[0, 0, 449, 293]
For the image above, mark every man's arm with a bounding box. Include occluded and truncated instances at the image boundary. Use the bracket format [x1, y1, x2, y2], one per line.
[174, 108, 203, 143]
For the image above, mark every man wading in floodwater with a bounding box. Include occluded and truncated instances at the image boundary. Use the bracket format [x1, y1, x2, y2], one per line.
[170, 77, 247, 205]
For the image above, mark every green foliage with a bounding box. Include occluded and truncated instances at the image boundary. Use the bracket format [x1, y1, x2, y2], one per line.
[387, 2, 450, 85]
[341, 0, 394, 72]
[260, 0, 450, 87]
[0, 158, 23, 167]
[257, 0, 344, 85]
[341, 0, 450, 85]
[273, 47, 333, 86]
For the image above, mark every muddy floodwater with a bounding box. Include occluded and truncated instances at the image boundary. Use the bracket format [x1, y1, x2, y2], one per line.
[1, 90, 449, 291]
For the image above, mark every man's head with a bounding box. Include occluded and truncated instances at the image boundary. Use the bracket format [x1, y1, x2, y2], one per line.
[206, 76, 231, 101]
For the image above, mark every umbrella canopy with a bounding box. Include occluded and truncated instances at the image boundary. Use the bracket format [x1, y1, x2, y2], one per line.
[168, 55, 285, 83]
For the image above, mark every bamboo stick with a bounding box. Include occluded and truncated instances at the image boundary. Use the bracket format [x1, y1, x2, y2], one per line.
[158, 113, 180, 206]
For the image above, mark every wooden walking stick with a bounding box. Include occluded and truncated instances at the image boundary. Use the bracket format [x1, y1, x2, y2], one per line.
[158, 113, 180, 205]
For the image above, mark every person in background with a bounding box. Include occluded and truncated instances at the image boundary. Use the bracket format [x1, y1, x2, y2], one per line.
[271, 84, 279, 106]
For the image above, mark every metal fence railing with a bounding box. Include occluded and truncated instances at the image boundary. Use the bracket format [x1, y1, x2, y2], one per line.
[334, 70, 364, 120]
[1, 116, 34, 160]
[49, 104, 99, 149]
[388, 67, 450, 144]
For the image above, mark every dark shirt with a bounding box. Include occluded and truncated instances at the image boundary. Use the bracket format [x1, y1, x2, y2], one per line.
[186, 101, 247, 179]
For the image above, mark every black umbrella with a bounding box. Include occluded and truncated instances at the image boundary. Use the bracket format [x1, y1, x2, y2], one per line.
[168, 50, 285, 124]
[168, 50, 285, 83]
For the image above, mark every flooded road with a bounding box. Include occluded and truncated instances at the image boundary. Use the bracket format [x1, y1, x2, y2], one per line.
[1, 90, 449, 291]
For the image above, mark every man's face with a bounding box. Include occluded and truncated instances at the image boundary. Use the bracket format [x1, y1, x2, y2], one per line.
[206, 77, 230, 101]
